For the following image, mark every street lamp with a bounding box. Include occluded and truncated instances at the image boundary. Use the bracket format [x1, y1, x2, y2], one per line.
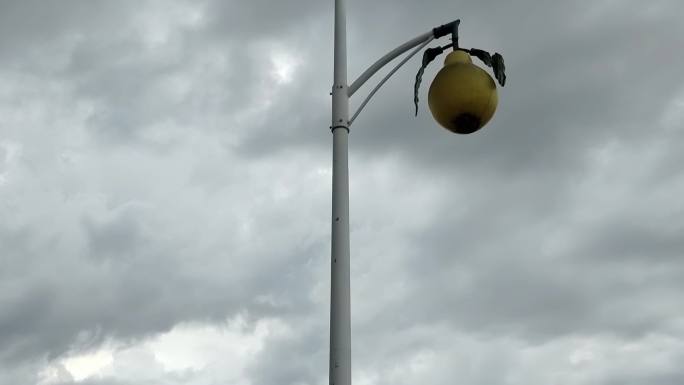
[329, 1, 506, 384]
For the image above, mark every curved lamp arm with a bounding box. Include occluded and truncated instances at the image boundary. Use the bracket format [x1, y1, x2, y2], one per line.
[348, 31, 434, 97]
[345, 20, 460, 126]
[347, 19, 459, 98]
[349, 37, 433, 125]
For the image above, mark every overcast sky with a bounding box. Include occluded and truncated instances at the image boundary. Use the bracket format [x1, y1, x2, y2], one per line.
[1, 0, 684, 384]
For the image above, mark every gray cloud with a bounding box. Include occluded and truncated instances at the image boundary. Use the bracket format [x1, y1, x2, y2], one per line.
[1, 0, 684, 384]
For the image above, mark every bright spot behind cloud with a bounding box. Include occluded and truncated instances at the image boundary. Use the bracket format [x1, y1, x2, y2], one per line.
[270, 48, 302, 85]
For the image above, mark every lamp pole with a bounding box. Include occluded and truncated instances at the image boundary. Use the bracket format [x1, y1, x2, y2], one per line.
[328, 2, 430, 381]
[329, 0, 351, 384]
[328, 2, 500, 384]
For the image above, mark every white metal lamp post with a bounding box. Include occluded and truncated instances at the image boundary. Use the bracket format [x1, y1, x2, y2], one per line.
[329, 1, 506, 384]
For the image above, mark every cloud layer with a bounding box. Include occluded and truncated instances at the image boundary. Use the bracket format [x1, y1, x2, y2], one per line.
[1, 0, 684, 384]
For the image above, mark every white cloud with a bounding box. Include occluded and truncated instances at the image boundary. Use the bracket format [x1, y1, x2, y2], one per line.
[62, 350, 113, 381]
[38, 316, 290, 384]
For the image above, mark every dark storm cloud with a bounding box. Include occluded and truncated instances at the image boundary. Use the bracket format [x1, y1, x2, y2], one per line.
[308, 0, 684, 352]
[343, 155, 684, 345]
[84, 209, 146, 260]
[64, 31, 283, 148]
[349, 1, 684, 173]
[204, 0, 327, 38]
[0, 0, 128, 54]
[605, 371, 684, 385]
[0, 178, 327, 363]
[233, 0, 684, 179]
[1, 0, 684, 384]
[245, 316, 327, 385]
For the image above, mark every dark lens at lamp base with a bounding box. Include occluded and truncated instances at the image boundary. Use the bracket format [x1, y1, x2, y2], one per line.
[449, 113, 481, 134]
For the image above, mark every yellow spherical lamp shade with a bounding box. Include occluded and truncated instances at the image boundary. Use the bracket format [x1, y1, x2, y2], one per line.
[428, 50, 498, 134]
